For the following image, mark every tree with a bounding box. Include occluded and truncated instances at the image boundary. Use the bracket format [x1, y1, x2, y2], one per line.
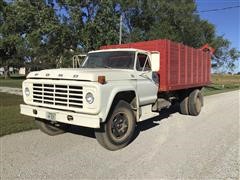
[0, 0, 239, 74]
[211, 36, 240, 73]
[0, 0, 75, 76]
[58, 0, 120, 51]
[117, 0, 239, 72]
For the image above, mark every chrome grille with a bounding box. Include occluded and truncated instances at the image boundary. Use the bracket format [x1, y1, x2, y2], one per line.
[33, 83, 83, 108]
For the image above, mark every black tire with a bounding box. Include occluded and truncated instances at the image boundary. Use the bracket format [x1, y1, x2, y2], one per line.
[35, 118, 69, 136]
[95, 100, 136, 151]
[180, 95, 189, 115]
[188, 89, 203, 116]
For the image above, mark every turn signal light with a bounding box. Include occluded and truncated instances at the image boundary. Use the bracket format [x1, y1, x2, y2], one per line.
[98, 76, 106, 84]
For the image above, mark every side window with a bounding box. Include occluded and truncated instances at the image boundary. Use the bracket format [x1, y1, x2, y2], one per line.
[136, 53, 151, 71]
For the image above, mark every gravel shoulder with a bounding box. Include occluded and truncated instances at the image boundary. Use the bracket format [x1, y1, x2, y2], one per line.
[1, 90, 239, 179]
[0, 87, 22, 96]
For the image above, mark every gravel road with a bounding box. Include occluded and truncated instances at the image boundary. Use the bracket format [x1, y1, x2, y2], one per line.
[0, 87, 22, 96]
[1, 90, 239, 179]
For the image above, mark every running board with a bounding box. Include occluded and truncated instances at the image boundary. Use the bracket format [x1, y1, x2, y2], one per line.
[138, 105, 159, 122]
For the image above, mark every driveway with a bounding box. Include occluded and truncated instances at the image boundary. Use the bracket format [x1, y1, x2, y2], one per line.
[1, 90, 239, 179]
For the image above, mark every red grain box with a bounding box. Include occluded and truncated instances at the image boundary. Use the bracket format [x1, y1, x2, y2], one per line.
[101, 39, 212, 92]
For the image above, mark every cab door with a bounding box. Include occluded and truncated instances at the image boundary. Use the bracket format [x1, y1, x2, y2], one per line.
[135, 52, 159, 106]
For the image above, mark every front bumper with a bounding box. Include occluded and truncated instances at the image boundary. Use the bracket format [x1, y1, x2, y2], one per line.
[20, 104, 100, 128]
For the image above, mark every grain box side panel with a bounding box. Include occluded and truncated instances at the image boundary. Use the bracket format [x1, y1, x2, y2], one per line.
[187, 47, 192, 84]
[169, 41, 179, 86]
[180, 44, 186, 85]
[203, 52, 206, 83]
[198, 51, 203, 83]
[159, 40, 168, 91]
[192, 49, 198, 84]
[196, 50, 200, 83]
[207, 54, 211, 84]
[191, 47, 194, 84]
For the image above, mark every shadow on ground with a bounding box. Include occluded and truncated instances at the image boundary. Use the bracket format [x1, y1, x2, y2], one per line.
[67, 126, 95, 138]
[67, 104, 180, 141]
[131, 104, 180, 142]
[137, 104, 179, 131]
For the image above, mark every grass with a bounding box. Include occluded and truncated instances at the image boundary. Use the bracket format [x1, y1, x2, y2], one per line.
[0, 92, 37, 137]
[203, 84, 239, 96]
[211, 74, 240, 84]
[203, 74, 240, 96]
[0, 79, 24, 88]
[0, 75, 25, 88]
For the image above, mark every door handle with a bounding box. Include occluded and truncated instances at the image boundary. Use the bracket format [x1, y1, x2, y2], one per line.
[140, 73, 152, 81]
[140, 73, 148, 78]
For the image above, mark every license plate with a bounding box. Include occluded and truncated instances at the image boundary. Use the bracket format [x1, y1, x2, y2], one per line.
[46, 112, 56, 121]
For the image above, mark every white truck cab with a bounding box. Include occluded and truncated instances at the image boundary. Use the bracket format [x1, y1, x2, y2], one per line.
[21, 48, 162, 150]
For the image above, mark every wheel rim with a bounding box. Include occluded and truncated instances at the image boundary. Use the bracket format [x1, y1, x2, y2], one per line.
[111, 112, 129, 140]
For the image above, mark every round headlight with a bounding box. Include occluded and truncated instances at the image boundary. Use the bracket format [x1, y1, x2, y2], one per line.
[25, 87, 30, 97]
[85, 92, 94, 104]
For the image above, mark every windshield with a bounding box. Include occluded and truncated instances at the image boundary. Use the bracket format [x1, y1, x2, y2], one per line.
[82, 51, 135, 69]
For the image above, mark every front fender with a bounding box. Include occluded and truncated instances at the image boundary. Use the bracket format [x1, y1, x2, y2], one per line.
[99, 83, 139, 123]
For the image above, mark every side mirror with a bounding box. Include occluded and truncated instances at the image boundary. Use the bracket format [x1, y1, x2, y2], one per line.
[152, 71, 159, 85]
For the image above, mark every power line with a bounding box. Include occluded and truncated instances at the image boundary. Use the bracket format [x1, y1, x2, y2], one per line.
[198, 5, 240, 13]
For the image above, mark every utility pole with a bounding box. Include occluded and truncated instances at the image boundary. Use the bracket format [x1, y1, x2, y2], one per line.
[119, 14, 122, 44]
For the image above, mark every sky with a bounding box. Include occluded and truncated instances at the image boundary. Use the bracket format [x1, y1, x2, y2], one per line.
[195, 0, 240, 72]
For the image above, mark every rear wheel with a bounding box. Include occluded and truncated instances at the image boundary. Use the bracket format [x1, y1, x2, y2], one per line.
[179, 95, 189, 115]
[35, 118, 69, 136]
[95, 100, 136, 151]
[188, 89, 203, 116]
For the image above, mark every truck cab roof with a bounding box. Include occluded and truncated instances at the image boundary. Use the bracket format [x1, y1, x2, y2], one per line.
[88, 48, 150, 54]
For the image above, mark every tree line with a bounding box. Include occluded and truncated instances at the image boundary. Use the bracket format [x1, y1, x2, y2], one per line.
[0, 0, 239, 74]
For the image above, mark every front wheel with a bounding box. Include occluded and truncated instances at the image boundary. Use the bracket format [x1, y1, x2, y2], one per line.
[95, 100, 136, 151]
[35, 118, 69, 136]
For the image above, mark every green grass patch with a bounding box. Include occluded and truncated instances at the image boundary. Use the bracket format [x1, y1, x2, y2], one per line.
[0, 92, 37, 137]
[203, 84, 239, 96]
[203, 74, 239, 96]
[0, 78, 24, 88]
[211, 74, 240, 85]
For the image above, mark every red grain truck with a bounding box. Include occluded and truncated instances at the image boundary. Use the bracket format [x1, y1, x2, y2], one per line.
[101, 39, 212, 91]
[21, 39, 213, 150]
[101, 39, 213, 117]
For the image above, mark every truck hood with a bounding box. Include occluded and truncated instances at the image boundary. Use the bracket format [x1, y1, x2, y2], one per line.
[27, 68, 135, 81]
